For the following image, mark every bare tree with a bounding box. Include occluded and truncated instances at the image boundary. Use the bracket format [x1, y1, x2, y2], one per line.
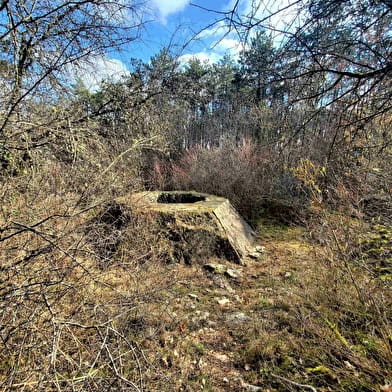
[0, 0, 146, 136]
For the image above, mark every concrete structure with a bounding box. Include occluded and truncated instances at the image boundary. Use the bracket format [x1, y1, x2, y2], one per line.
[117, 191, 256, 264]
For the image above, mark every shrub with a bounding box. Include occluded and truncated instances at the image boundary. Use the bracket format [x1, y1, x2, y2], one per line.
[152, 138, 307, 223]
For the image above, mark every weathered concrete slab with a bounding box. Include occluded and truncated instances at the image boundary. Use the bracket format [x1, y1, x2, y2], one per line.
[117, 191, 255, 264]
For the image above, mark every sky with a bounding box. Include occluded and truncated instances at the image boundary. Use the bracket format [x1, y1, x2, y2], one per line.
[79, 0, 299, 90]
[134, 0, 240, 62]
[79, 0, 233, 90]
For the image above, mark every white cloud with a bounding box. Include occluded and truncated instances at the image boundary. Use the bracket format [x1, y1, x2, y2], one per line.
[224, 0, 240, 11]
[150, 0, 190, 22]
[215, 38, 247, 58]
[242, 0, 298, 33]
[262, 0, 301, 33]
[178, 37, 247, 66]
[223, 0, 300, 43]
[178, 1, 300, 67]
[73, 56, 129, 92]
[178, 52, 220, 66]
[195, 21, 229, 39]
[226, 0, 299, 28]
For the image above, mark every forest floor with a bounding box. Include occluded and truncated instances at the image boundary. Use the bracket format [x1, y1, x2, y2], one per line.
[1, 191, 391, 391]
[130, 220, 391, 392]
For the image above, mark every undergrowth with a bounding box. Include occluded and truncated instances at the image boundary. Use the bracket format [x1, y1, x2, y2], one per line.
[237, 221, 391, 392]
[0, 138, 391, 391]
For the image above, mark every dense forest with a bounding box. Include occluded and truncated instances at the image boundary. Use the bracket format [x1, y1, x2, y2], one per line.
[0, 1, 391, 391]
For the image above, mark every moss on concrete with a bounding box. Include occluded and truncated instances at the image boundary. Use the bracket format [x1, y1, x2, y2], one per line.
[117, 191, 255, 264]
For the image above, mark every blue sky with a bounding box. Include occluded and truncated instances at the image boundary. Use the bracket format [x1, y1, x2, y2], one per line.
[80, 0, 298, 90]
[125, 0, 297, 63]
[81, 0, 237, 89]
[121, 0, 239, 63]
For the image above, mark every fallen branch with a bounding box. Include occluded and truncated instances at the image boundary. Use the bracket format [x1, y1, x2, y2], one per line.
[271, 373, 318, 392]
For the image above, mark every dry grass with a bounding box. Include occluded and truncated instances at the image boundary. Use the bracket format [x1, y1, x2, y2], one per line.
[0, 164, 175, 391]
[1, 158, 391, 391]
[236, 223, 391, 392]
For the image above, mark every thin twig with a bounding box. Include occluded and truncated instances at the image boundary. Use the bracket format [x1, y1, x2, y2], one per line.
[271, 373, 318, 392]
[98, 328, 141, 392]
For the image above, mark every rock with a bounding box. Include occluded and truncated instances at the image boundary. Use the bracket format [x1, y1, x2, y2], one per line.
[211, 352, 229, 362]
[225, 267, 242, 279]
[226, 312, 251, 323]
[248, 245, 265, 259]
[343, 360, 355, 370]
[214, 288, 232, 296]
[205, 263, 242, 280]
[241, 381, 263, 391]
[204, 263, 227, 274]
[211, 275, 234, 291]
[216, 297, 230, 306]
[248, 251, 263, 259]
[188, 293, 199, 300]
[245, 384, 263, 392]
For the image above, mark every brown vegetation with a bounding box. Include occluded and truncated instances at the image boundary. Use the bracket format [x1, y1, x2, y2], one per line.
[1, 0, 391, 390]
[1, 127, 390, 391]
